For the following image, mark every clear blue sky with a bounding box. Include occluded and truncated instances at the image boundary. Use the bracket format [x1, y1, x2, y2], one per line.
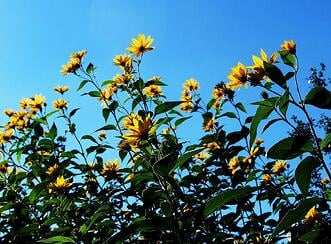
[1, 0, 330, 148]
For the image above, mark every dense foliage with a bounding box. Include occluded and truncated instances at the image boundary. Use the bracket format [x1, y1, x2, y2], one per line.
[0, 35, 330, 243]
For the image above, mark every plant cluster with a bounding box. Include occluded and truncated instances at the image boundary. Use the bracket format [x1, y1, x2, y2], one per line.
[0, 35, 330, 243]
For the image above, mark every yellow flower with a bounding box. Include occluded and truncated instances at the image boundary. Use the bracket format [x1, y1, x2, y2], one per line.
[113, 54, 133, 71]
[54, 86, 69, 95]
[179, 102, 193, 112]
[254, 138, 264, 145]
[46, 164, 59, 175]
[28, 94, 46, 112]
[127, 34, 154, 56]
[149, 76, 161, 83]
[101, 159, 119, 178]
[227, 62, 248, 90]
[162, 127, 171, 135]
[248, 49, 278, 83]
[203, 118, 217, 132]
[122, 113, 156, 149]
[213, 100, 221, 109]
[113, 73, 133, 85]
[272, 160, 287, 174]
[122, 113, 140, 130]
[53, 98, 68, 110]
[49, 175, 73, 191]
[0, 129, 14, 145]
[262, 174, 271, 183]
[70, 50, 87, 60]
[181, 89, 192, 102]
[61, 50, 87, 75]
[305, 206, 318, 221]
[183, 79, 199, 91]
[20, 98, 30, 110]
[321, 178, 330, 185]
[281, 40, 296, 54]
[98, 131, 107, 139]
[193, 152, 209, 160]
[228, 156, 240, 175]
[212, 88, 225, 100]
[143, 84, 163, 97]
[4, 109, 14, 117]
[204, 142, 220, 151]
[7, 110, 30, 131]
[0, 164, 11, 174]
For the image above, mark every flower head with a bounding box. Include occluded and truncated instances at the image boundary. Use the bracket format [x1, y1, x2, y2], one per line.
[193, 152, 209, 160]
[203, 118, 217, 132]
[305, 206, 318, 221]
[28, 94, 46, 113]
[122, 113, 156, 149]
[0, 129, 14, 145]
[101, 159, 119, 179]
[204, 141, 220, 151]
[61, 50, 87, 75]
[53, 98, 68, 110]
[46, 164, 59, 175]
[183, 79, 199, 91]
[143, 84, 163, 97]
[281, 40, 296, 54]
[262, 174, 271, 183]
[4, 109, 14, 117]
[98, 131, 107, 140]
[113, 54, 133, 71]
[127, 34, 154, 56]
[227, 62, 248, 91]
[212, 88, 225, 100]
[272, 160, 287, 174]
[54, 86, 69, 95]
[49, 175, 73, 192]
[228, 156, 240, 175]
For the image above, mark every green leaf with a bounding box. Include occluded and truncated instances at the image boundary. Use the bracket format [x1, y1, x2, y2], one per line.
[271, 198, 320, 239]
[69, 108, 80, 117]
[154, 101, 182, 115]
[169, 148, 204, 173]
[133, 78, 144, 91]
[95, 124, 117, 132]
[267, 136, 313, 160]
[203, 187, 257, 217]
[175, 116, 192, 127]
[101, 80, 113, 87]
[278, 89, 290, 116]
[279, 50, 296, 68]
[29, 182, 49, 203]
[264, 61, 287, 88]
[80, 205, 109, 235]
[86, 63, 95, 74]
[299, 229, 320, 243]
[249, 104, 274, 147]
[153, 152, 177, 176]
[262, 118, 282, 133]
[38, 236, 75, 243]
[295, 156, 321, 197]
[321, 133, 331, 150]
[81, 135, 98, 144]
[305, 86, 331, 109]
[219, 112, 237, 118]
[161, 201, 173, 217]
[77, 80, 89, 91]
[108, 100, 119, 112]
[102, 108, 111, 122]
[236, 102, 247, 113]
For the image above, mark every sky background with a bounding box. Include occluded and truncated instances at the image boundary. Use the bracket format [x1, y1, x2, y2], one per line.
[0, 0, 330, 152]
